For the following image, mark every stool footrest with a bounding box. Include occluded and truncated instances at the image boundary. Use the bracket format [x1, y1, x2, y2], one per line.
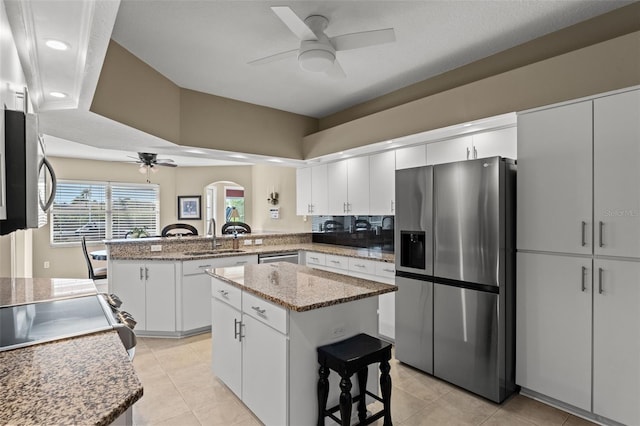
[323, 391, 384, 426]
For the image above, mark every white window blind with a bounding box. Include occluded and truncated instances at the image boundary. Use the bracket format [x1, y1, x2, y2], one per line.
[50, 180, 159, 244]
[111, 184, 159, 239]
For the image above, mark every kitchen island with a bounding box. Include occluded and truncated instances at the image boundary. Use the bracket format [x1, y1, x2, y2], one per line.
[208, 262, 396, 426]
[0, 278, 143, 425]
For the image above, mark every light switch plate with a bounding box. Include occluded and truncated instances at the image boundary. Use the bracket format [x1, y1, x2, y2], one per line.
[150, 245, 162, 252]
[244, 239, 252, 245]
[254, 239, 263, 245]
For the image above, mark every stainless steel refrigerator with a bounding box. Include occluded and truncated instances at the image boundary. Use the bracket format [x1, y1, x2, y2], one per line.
[395, 156, 517, 403]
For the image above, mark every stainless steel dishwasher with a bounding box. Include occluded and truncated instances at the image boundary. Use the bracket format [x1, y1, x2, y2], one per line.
[258, 252, 299, 264]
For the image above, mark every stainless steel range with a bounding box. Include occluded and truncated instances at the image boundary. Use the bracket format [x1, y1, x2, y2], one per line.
[0, 293, 137, 358]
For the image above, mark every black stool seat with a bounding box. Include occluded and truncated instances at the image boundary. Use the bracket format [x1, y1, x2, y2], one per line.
[317, 333, 392, 426]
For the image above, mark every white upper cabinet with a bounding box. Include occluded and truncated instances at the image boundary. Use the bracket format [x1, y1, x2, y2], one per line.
[426, 135, 473, 165]
[295, 167, 312, 215]
[594, 90, 640, 258]
[472, 126, 517, 160]
[310, 164, 328, 215]
[395, 145, 427, 169]
[369, 151, 395, 215]
[327, 160, 348, 215]
[346, 156, 370, 215]
[517, 101, 593, 254]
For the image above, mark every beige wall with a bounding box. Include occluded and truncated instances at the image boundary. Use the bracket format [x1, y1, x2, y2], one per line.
[29, 157, 296, 279]
[303, 30, 640, 158]
[91, 41, 318, 160]
[251, 164, 312, 233]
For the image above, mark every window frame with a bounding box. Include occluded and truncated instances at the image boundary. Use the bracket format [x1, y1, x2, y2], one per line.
[49, 179, 160, 246]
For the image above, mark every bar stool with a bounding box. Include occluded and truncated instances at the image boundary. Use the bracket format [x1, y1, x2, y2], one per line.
[317, 333, 392, 426]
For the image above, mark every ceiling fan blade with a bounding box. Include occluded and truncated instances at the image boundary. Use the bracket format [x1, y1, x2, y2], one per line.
[271, 6, 317, 41]
[248, 49, 298, 66]
[331, 28, 395, 51]
[326, 59, 346, 79]
[155, 161, 177, 167]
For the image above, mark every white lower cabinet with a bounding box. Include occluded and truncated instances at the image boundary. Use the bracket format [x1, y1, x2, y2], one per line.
[211, 297, 242, 395]
[212, 280, 287, 426]
[516, 252, 592, 410]
[110, 260, 176, 333]
[517, 252, 640, 425]
[592, 258, 640, 426]
[242, 314, 287, 426]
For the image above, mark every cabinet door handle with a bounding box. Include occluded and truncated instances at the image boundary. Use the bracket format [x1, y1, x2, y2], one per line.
[234, 319, 244, 341]
[235, 260, 248, 265]
[251, 306, 266, 316]
[473, 146, 477, 159]
[581, 221, 587, 247]
[310, 204, 314, 213]
[330, 260, 340, 264]
[391, 200, 394, 212]
[354, 263, 365, 268]
[598, 267, 604, 294]
[139, 267, 144, 281]
[218, 289, 229, 298]
[145, 267, 149, 280]
[466, 147, 470, 160]
[599, 221, 604, 248]
[581, 266, 587, 292]
[310, 256, 318, 261]
[198, 265, 212, 269]
[383, 268, 395, 273]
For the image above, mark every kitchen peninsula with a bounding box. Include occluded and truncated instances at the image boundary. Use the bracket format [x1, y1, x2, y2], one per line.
[0, 278, 142, 425]
[208, 262, 396, 426]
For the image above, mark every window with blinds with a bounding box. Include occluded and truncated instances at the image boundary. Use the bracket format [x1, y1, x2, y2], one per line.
[50, 180, 159, 244]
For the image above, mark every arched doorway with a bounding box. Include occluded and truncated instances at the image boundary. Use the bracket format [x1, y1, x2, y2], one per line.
[205, 181, 245, 234]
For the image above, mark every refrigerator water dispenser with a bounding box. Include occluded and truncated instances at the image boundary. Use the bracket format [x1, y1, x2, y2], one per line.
[400, 231, 426, 270]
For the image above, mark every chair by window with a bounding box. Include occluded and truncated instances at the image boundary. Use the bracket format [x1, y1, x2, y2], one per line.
[161, 223, 198, 237]
[221, 221, 251, 234]
[81, 236, 107, 281]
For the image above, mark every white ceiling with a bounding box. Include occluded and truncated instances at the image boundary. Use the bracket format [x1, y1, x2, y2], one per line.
[4, 0, 633, 166]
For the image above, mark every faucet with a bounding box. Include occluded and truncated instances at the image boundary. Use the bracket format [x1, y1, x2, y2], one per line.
[208, 218, 219, 249]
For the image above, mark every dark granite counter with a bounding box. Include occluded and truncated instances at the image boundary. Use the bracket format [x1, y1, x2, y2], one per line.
[207, 262, 397, 312]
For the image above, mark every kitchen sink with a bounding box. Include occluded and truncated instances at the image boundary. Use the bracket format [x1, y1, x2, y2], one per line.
[184, 249, 246, 256]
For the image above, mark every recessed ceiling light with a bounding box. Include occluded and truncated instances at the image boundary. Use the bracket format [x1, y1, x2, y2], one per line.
[268, 158, 282, 163]
[45, 39, 70, 51]
[185, 149, 205, 154]
[230, 154, 247, 159]
[49, 91, 67, 98]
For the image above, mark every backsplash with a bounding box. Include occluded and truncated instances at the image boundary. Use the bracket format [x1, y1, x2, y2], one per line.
[311, 216, 394, 253]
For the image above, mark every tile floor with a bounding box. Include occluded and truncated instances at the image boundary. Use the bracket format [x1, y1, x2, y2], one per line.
[131, 333, 595, 426]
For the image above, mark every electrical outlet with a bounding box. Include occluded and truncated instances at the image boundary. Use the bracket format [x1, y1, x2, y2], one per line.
[244, 239, 252, 245]
[254, 239, 263, 245]
[150, 245, 162, 252]
[43, 261, 50, 269]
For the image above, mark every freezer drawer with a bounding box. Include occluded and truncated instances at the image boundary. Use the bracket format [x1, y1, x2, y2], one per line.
[433, 283, 506, 402]
[395, 276, 433, 374]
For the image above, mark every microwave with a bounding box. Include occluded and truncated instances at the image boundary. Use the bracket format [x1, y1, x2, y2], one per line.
[0, 109, 56, 235]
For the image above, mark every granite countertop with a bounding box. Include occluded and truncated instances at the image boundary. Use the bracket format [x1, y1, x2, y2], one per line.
[207, 262, 397, 312]
[110, 242, 395, 263]
[0, 331, 143, 425]
[0, 278, 143, 424]
[0, 277, 98, 307]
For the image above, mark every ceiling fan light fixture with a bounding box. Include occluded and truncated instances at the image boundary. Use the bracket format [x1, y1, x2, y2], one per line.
[298, 48, 335, 72]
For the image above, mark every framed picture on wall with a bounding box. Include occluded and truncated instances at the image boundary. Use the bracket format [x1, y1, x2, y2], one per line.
[178, 195, 201, 220]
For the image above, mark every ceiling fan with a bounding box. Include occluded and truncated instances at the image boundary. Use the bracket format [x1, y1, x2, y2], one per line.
[249, 6, 396, 78]
[129, 152, 177, 182]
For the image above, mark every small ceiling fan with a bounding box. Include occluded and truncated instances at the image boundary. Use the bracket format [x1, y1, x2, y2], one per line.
[129, 152, 177, 182]
[249, 6, 396, 78]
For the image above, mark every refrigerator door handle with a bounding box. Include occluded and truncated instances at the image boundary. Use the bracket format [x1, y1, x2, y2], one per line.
[581, 266, 587, 292]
